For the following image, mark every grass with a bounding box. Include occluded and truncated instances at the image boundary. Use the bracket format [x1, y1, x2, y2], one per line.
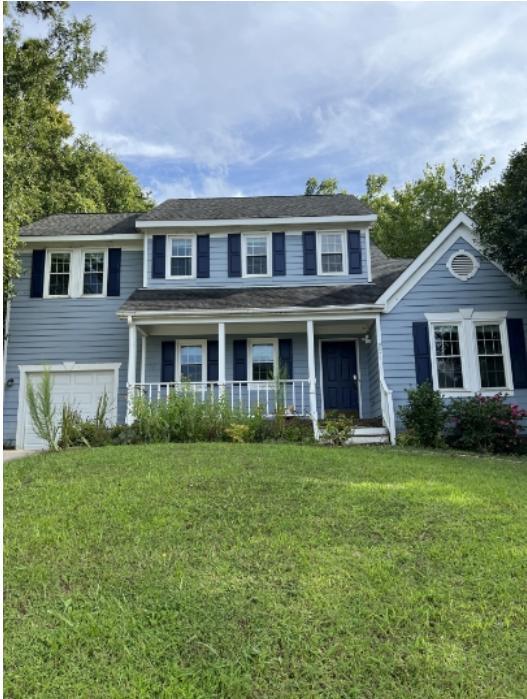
[4, 443, 527, 698]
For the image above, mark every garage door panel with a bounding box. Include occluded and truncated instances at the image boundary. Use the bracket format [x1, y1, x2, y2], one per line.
[22, 368, 117, 449]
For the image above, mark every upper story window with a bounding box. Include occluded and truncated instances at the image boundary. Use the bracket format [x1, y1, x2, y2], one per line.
[45, 248, 107, 298]
[83, 251, 106, 295]
[48, 252, 71, 296]
[427, 311, 513, 395]
[317, 231, 347, 275]
[248, 339, 278, 380]
[242, 233, 271, 277]
[168, 236, 196, 278]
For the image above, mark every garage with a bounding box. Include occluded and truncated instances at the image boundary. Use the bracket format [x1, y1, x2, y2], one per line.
[17, 364, 119, 449]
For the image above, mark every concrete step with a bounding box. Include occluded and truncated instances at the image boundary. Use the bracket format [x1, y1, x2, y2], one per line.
[319, 425, 391, 445]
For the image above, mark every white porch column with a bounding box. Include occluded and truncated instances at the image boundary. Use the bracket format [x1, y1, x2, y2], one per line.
[306, 319, 319, 438]
[126, 319, 138, 424]
[140, 333, 147, 384]
[218, 322, 226, 396]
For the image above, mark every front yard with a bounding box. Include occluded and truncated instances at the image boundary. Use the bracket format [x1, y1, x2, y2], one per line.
[4, 444, 527, 698]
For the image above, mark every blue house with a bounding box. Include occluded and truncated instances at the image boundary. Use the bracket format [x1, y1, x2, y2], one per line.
[4, 196, 527, 449]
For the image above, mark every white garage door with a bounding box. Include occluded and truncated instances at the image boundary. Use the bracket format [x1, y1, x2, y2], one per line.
[20, 367, 117, 449]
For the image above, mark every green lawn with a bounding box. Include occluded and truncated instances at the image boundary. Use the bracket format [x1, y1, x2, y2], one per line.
[4, 444, 527, 698]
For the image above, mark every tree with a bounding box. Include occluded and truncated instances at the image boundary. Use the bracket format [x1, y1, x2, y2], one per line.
[474, 144, 527, 293]
[304, 177, 347, 195]
[362, 157, 494, 258]
[3, 2, 153, 297]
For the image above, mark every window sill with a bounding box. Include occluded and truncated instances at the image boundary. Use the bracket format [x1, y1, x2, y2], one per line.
[438, 388, 514, 398]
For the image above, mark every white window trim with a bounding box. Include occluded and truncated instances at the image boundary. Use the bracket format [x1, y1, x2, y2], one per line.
[166, 234, 197, 280]
[44, 248, 108, 299]
[316, 230, 348, 276]
[247, 338, 279, 382]
[447, 249, 480, 281]
[176, 339, 207, 383]
[81, 249, 108, 298]
[425, 309, 514, 396]
[241, 232, 272, 278]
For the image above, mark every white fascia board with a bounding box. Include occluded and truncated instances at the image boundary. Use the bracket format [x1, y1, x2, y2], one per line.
[377, 212, 483, 312]
[117, 304, 384, 321]
[21, 233, 144, 243]
[136, 214, 377, 229]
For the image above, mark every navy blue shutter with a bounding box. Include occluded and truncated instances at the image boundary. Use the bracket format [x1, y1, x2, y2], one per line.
[207, 340, 219, 381]
[302, 231, 317, 275]
[272, 232, 286, 276]
[233, 339, 247, 381]
[197, 235, 210, 278]
[347, 230, 362, 274]
[30, 249, 46, 298]
[228, 234, 241, 277]
[413, 322, 432, 385]
[279, 339, 293, 379]
[507, 318, 527, 389]
[152, 235, 166, 279]
[107, 248, 121, 296]
[161, 341, 175, 382]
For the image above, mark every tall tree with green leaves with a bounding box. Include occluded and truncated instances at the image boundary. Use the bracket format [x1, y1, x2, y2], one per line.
[3, 2, 153, 297]
[304, 177, 347, 195]
[362, 157, 494, 258]
[474, 144, 527, 294]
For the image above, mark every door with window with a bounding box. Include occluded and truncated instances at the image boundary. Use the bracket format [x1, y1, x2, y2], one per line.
[322, 341, 359, 414]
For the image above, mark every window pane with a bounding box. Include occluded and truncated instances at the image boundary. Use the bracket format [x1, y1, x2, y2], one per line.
[479, 356, 506, 388]
[83, 252, 104, 295]
[247, 237, 267, 256]
[247, 256, 267, 275]
[172, 239, 192, 257]
[437, 357, 464, 388]
[476, 325, 503, 355]
[49, 273, 70, 296]
[476, 324, 506, 388]
[321, 253, 343, 273]
[320, 234, 343, 254]
[252, 344, 274, 380]
[180, 345, 202, 382]
[171, 257, 192, 276]
[83, 273, 103, 295]
[434, 325, 460, 356]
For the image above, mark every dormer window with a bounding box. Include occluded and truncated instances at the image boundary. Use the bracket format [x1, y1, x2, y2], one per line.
[317, 231, 347, 275]
[242, 233, 271, 277]
[168, 235, 196, 278]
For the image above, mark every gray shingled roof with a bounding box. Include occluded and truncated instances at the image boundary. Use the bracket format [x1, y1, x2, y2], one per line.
[19, 213, 140, 237]
[137, 195, 374, 222]
[119, 245, 411, 313]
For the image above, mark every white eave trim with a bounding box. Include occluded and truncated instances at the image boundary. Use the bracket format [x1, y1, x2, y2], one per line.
[136, 214, 377, 229]
[21, 233, 144, 243]
[376, 212, 516, 313]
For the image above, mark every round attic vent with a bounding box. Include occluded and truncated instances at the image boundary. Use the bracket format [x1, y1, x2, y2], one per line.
[447, 250, 479, 281]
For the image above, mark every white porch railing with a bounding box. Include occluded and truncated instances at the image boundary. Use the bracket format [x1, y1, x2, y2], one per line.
[128, 380, 312, 418]
[380, 377, 396, 444]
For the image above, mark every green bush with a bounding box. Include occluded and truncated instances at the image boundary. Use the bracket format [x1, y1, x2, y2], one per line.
[321, 414, 357, 446]
[399, 382, 447, 448]
[446, 394, 527, 454]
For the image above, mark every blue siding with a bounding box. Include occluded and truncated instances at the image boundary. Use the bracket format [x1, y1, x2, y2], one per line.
[380, 236, 527, 429]
[3, 250, 142, 445]
[146, 230, 369, 288]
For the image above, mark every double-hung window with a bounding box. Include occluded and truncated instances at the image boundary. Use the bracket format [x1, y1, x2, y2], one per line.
[249, 339, 277, 381]
[178, 342, 205, 382]
[433, 324, 464, 389]
[82, 251, 106, 295]
[242, 234, 271, 277]
[47, 252, 71, 296]
[317, 231, 346, 274]
[427, 311, 513, 395]
[168, 236, 195, 278]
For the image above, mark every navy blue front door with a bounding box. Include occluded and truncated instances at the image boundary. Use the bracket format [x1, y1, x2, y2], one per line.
[322, 341, 359, 412]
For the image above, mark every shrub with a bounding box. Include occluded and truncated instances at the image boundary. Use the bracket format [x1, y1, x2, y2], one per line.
[399, 382, 446, 448]
[26, 369, 60, 451]
[225, 424, 251, 443]
[321, 414, 357, 446]
[446, 394, 527, 454]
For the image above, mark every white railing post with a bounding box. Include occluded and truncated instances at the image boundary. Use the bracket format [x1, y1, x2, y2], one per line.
[126, 318, 138, 425]
[218, 322, 226, 398]
[306, 320, 319, 438]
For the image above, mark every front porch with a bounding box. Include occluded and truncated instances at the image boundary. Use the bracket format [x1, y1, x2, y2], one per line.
[124, 313, 395, 443]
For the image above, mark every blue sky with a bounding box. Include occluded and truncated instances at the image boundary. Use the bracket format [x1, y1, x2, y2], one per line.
[38, 2, 527, 201]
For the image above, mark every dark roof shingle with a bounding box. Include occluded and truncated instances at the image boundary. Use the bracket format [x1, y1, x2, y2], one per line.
[137, 195, 374, 222]
[20, 213, 140, 237]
